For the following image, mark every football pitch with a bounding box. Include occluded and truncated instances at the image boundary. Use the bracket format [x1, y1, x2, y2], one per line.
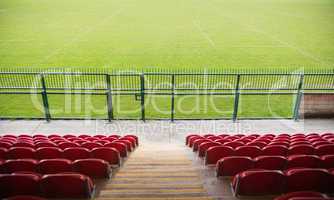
[0, 0, 333, 119]
[0, 0, 333, 70]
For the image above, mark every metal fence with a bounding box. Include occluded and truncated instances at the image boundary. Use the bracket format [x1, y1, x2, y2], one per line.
[0, 72, 333, 121]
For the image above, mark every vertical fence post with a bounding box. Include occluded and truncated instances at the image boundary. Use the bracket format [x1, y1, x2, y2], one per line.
[232, 74, 241, 122]
[140, 73, 145, 121]
[293, 74, 304, 121]
[40, 74, 51, 122]
[171, 74, 175, 122]
[106, 74, 113, 122]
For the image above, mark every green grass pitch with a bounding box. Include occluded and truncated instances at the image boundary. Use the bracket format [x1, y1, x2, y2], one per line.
[0, 0, 333, 119]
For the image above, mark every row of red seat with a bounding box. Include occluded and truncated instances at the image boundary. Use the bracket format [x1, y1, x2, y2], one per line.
[187, 133, 334, 148]
[231, 168, 334, 196]
[186, 133, 334, 143]
[0, 134, 137, 141]
[216, 155, 334, 176]
[274, 191, 334, 200]
[0, 134, 138, 199]
[0, 135, 137, 151]
[3, 195, 47, 200]
[0, 147, 121, 165]
[0, 158, 111, 178]
[0, 172, 94, 198]
[204, 144, 334, 164]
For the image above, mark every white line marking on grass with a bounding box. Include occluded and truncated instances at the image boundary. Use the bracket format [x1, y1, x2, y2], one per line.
[202, 0, 334, 66]
[192, 20, 216, 48]
[219, 15, 333, 66]
[249, 28, 332, 66]
[38, 8, 123, 64]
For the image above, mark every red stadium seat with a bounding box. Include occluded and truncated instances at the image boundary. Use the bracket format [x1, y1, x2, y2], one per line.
[207, 136, 221, 141]
[223, 141, 244, 149]
[235, 146, 262, 158]
[109, 134, 121, 138]
[78, 134, 91, 139]
[104, 142, 127, 157]
[63, 147, 90, 161]
[12, 142, 35, 148]
[91, 147, 120, 166]
[315, 144, 334, 156]
[34, 142, 57, 148]
[119, 138, 136, 148]
[35, 147, 63, 160]
[0, 147, 7, 159]
[289, 198, 334, 200]
[274, 191, 329, 200]
[58, 142, 80, 150]
[205, 146, 234, 165]
[254, 156, 287, 170]
[232, 170, 286, 196]
[40, 173, 94, 198]
[287, 155, 321, 169]
[95, 140, 110, 145]
[7, 147, 35, 159]
[94, 135, 107, 139]
[198, 142, 221, 157]
[214, 138, 232, 144]
[262, 145, 288, 156]
[186, 135, 199, 145]
[312, 141, 332, 147]
[63, 135, 77, 139]
[290, 141, 312, 146]
[81, 142, 103, 150]
[3, 159, 38, 173]
[48, 134, 62, 139]
[3, 135, 17, 139]
[286, 168, 331, 193]
[247, 141, 267, 148]
[0, 142, 13, 149]
[123, 135, 139, 145]
[188, 136, 204, 147]
[192, 139, 211, 152]
[288, 145, 314, 155]
[321, 155, 334, 169]
[73, 159, 111, 178]
[114, 140, 133, 152]
[37, 159, 72, 174]
[4, 195, 47, 200]
[216, 156, 254, 176]
[0, 174, 41, 198]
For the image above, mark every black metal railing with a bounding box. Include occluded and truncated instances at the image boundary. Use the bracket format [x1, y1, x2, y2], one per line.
[0, 72, 333, 121]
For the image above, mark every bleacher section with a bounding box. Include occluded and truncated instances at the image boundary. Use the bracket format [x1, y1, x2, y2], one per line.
[186, 133, 334, 199]
[0, 134, 138, 199]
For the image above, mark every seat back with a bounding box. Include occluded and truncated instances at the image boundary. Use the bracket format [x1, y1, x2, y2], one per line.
[73, 159, 111, 178]
[3, 159, 38, 173]
[254, 156, 287, 170]
[216, 156, 254, 176]
[63, 147, 90, 161]
[232, 170, 286, 196]
[36, 147, 63, 160]
[205, 146, 234, 165]
[286, 168, 331, 193]
[38, 159, 72, 174]
[91, 147, 121, 165]
[0, 174, 41, 198]
[40, 173, 94, 198]
[7, 147, 35, 159]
